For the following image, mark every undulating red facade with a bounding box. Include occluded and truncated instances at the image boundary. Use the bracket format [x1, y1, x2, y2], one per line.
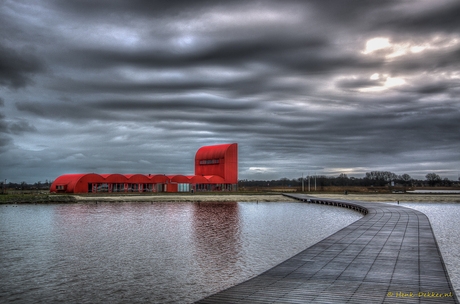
[50, 143, 238, 193]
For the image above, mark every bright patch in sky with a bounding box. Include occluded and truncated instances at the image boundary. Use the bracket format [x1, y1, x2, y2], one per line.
[363, 35, 460, 59]
[76, 25, 141, 48]
[370, 73, 380, 80]
[16, 143, 47, 152]
[249, 167, 272, 172]
[206, 8, 301, 27]
[385, 77, 405, 87]
[362, 38, 391, 54]
[358, 74, 405, 92]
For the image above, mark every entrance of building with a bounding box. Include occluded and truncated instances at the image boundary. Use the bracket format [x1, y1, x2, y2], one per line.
[156, 183, 166, 192]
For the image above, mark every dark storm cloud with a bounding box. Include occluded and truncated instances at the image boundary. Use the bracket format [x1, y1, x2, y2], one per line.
[336, 78, 384, 90]
[15, 101, 45, 116]
[65, 36, 328, 68]
[15, 100, 118, 122]
[8, 120, 37, 134]
[399, 80, 460, 95]
[0, 44, 43, 88]
[0, 113, 8, 133]
[49, 0, 239, 17]
[0, 111, 36, 153]
[93, 97, 258, 112]
[1, 0, 460, 182]
[0, 133, 13, 153]
[0, 112, 37, 135]
[376, 1, 460, 33]
[384, 46, 460, 74]
[49, 0, 396, 24]
[15, 94, 261, 121]
[50, 76, 270, 96]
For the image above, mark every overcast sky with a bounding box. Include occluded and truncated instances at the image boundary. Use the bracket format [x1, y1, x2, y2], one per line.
[1, 0, 460, 183]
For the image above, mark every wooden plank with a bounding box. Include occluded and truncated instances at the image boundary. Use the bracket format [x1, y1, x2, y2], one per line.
[195, 194, 458, 303]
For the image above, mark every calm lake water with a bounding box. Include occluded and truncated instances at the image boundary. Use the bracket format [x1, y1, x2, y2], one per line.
[0, 202, 362, 303]
[399, 202, 460, 296]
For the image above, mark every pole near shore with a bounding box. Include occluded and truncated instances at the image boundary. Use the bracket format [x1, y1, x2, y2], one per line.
[315, 173, 317, 191]
[302, 173, 304, 192]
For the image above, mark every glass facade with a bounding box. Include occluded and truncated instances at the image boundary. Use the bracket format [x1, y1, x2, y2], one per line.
[87, 183, 109, 193]
[87, 182, 236, 193]
[199, 159, 220, 165]
[112, 183, 124, 192]
[177, 183, 190, 192]
[191, 183, 237, 192]
[142, 184, 154, 192]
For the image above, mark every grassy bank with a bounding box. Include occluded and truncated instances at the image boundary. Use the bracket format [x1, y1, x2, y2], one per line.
[0, 193, 77, 204]
[2, 191, 460, 204]
[0, 192, 291, 204]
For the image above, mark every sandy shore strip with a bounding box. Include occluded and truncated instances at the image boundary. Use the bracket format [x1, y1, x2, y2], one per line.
[5, 193, 459, 204]
[312, 193, 460, 203]
[72, 194, 298, 203]
[70, 193, 460, 203]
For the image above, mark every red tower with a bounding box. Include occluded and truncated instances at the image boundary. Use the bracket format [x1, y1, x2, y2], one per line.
[195, 143, 238, 184]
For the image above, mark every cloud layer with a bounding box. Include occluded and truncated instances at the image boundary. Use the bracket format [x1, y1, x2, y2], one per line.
[1, 0, 459, 182]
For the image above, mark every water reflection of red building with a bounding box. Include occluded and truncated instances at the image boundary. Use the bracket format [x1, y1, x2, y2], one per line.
[50, 144, 238, 193]
[191, 202, 243, 285]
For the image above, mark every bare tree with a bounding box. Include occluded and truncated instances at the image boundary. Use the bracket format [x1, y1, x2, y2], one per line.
[401, 174, 411, 182]
[365, 171, 398, 186]
[400, 173, 412, 186]
[425, 173, 441, 187]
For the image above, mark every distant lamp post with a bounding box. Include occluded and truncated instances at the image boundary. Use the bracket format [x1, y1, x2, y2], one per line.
[302, 173, 304, 192]
[315, 172, 317, 191]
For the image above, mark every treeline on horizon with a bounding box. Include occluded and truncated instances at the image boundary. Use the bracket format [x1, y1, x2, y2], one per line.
[239, 171, 460, 188]
[0, 180, 53, 190]
[2, 171, 460, 190]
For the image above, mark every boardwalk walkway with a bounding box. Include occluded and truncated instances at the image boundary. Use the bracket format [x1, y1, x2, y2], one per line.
[196, 194, 458, 303]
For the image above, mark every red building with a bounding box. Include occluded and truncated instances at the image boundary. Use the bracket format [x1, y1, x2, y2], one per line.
[50, 143, 238, 193]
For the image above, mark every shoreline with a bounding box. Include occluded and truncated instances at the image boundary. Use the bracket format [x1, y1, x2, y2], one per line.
[71, 194, 298, 203]
[2, 193, 460, 204]
[1, 193, 298, 204]
[315, 193, 460, 203]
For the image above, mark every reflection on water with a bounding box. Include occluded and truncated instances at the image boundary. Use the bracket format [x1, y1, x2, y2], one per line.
[400, 202, 460, 296]
[0, 202, 361, 303]
[191, 202, 243, 293]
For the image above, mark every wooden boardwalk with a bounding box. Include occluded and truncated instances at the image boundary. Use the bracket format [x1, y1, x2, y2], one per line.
[196, 194, 458, 303]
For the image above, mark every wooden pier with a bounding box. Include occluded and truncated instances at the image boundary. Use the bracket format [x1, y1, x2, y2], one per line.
[196, 194, 458, 303]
